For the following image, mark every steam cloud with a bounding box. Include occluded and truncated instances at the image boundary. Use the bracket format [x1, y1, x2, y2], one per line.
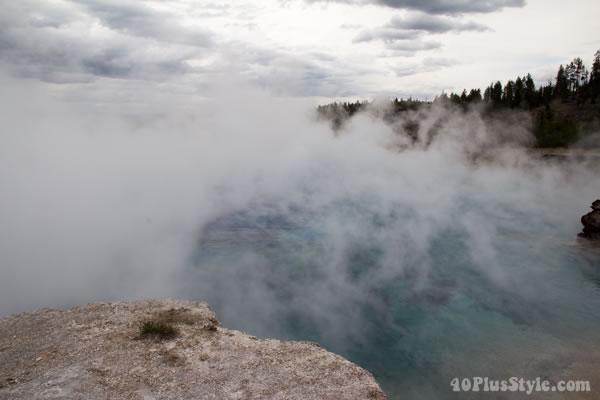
[1, 69, 597, 313]
[1, 68, 599, 398]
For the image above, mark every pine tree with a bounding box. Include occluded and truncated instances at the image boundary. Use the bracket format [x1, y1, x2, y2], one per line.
[491, 81, 503, 105]
[565, 57, 587, 93]
[589, 50, 600, 103]
[503, 80, 514, 107]
[554, 65, 569, 102]
[468, 89, 482, 103]
[524, 74, 536, 109]
[450, 92, 461, 104]
[483, 84, 492, 102]
[513, 76, 524, 108]
[541, 82, 553, 107]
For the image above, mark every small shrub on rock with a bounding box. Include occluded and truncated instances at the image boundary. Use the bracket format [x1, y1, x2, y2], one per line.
[138, 319, 178, 340]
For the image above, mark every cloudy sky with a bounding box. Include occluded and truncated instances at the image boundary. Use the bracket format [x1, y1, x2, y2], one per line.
[1, 0, 599, 104]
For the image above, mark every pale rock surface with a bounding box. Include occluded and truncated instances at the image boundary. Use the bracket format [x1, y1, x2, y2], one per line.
[0, 299, 386, 400]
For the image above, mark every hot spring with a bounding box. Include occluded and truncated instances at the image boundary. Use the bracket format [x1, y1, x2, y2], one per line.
[180, 153, 600, 399]
[1, 92, 599, 399]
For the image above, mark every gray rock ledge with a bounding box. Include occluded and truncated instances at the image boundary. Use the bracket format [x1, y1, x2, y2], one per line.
[0, 299, 386, 400]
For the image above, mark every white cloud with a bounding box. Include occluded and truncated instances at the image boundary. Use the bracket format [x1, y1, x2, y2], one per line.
[0, 0, 598, 99]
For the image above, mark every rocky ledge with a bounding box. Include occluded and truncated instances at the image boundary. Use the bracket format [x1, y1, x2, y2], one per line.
[0, 299, 386, 400]
[579, 199, 600, 240]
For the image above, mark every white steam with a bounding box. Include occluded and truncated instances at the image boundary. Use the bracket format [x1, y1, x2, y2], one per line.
[0, 70, 598, 338]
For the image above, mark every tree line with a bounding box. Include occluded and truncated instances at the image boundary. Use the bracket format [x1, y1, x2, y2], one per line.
[442, 49, 600, 108]
[317, 49, 600, 147]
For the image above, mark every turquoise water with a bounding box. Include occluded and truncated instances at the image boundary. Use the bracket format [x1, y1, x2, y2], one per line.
[184, 192, 600, 399]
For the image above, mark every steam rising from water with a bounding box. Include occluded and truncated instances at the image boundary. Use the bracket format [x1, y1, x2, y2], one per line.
[1, 74, 599, 398]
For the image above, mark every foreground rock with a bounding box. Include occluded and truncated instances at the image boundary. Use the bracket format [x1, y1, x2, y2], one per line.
[579, 199, 600, 240]
[0, 299, 386, 400]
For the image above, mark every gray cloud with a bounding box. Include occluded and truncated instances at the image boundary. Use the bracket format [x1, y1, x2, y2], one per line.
[387, 13, 489, 33]
[70, 0, 214, 47]
[232, 44, 373, 97]
[310, 0, 525, 15]
[81, 49, 135, 78]
[0, 0, 374, 98]
[354, 12, 489, 45]
[0, 0, 467, 99]
[353, 12, 488, 57]
[353, 28, 420, 43]
[377, 0, 525, 14]
[0, 0, 209, 83]
[385, 40, 442, 57]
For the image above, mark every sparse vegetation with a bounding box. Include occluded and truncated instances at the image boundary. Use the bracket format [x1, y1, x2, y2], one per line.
[138, 319, 178, 339]
[135, 307, 218, 341]
[155, 308, 201, 326]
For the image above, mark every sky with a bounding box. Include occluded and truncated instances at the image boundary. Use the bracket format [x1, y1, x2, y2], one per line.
[1, 0, 599, 104]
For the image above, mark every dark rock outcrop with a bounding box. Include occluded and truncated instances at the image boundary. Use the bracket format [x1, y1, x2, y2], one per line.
[579, 199, 600, 239]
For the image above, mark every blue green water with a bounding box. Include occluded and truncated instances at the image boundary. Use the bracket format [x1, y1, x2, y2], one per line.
[184, 195, 600, 399]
